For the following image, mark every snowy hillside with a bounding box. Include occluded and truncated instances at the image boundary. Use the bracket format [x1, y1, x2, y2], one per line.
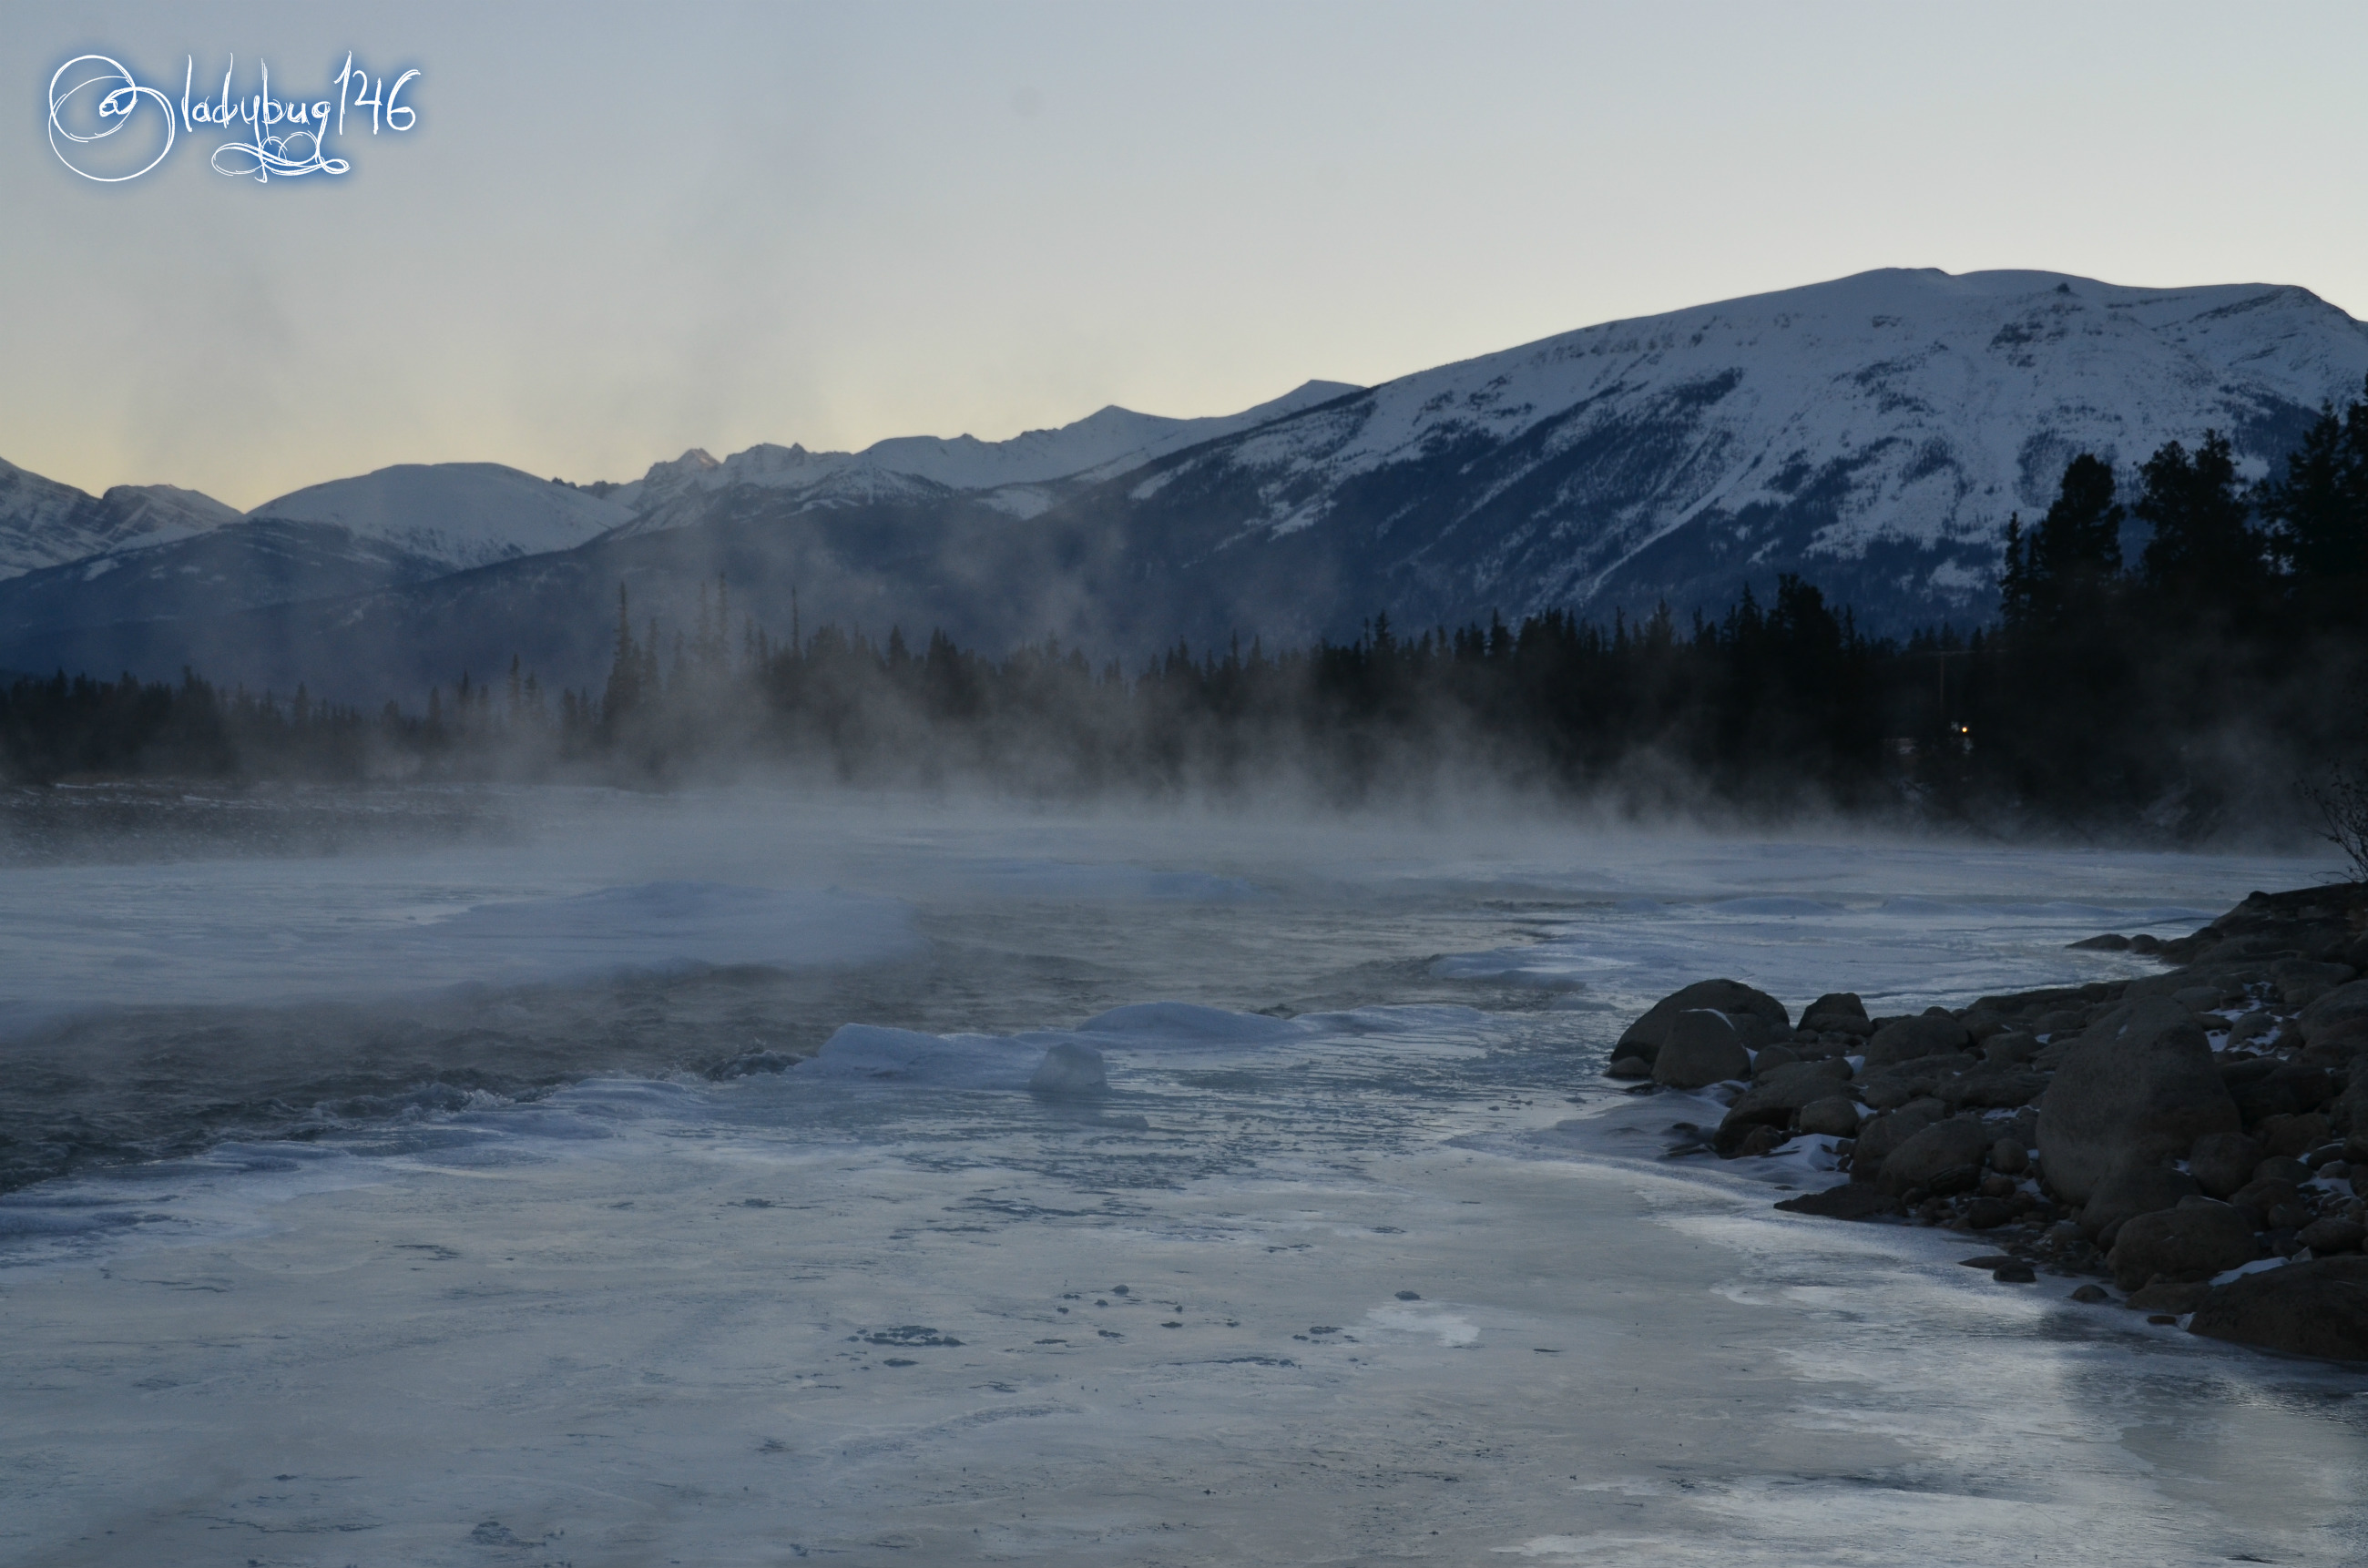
[248, 463, 634, 573]
[1097, 268, 2368, 629]
[8, 267, 2368, 697]
[611, 379, 1362, 532]
[0, 461, 240, 580]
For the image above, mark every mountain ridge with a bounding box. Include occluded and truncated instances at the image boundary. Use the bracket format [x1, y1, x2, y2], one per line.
[4, 268, 2363, 700]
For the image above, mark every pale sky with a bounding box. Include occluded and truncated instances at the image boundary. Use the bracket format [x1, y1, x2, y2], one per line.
[9, 0, 2365, 510]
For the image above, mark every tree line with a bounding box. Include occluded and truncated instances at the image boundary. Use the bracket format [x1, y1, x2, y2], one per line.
[4, 379, 2363, 834]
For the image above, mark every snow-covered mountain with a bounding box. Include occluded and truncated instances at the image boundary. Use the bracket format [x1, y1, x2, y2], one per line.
[0, 460, 240, 579]
[248, 463, 634, 571]
[609, 378, 1362, 532]
[1065, 268, 2368, 637]
[6, 268, 2366, 699]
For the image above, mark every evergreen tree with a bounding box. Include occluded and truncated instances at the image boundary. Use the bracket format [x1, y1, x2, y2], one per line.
[2257, 376, 2368, 584]
[2001, 453, 2123, 625]
[2135, 431, 2263, 596]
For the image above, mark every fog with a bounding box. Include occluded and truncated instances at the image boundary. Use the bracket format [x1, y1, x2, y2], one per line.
[3, 783, 2363, 1563]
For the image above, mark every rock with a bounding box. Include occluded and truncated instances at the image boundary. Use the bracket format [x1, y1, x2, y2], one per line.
[2225, 1010, 2276, 1044]
[2106, 1199, 2259, 1291]
[1605, 1055, 1652, 1080]
[1863, 1013, 1975, 1071]
[2080, 1160, 2200, 1241]
[1618, 980, 1791, 1063]
[1878, 1116, 1994, 1198]
[2070, 933, 2131, 951]
[1651, 1010, 1752, 1088]
[1992, 1260, 2037, 1281]
[1859, 1078, 1915, 1112]
[2230, 1176, 2301, 1227]
[2297, 1217, 2367, 1254]
[1991, 1137, 2029, 1176]
[2188, 1256, 2368, 1361]
[2128, 934, 2163, 955]
[2186, 1132, 2262, 1199]
[1802, 992, 1870, 1030]
[2124, 1278, 2210, 1313]
[2032, 1008, 2089, 1038]
[1963, 1196, 2015, 1230]
[2263, 1112, 2332, 1158]
[1029, 1041, 1108, 1095]
[1851, 1105, 1942, 1181]
[1983, 1032, 2043, 1065]
[1944, 1067, 2050, 1109]
[2297, 978, 2368, 1045]
[2231, 1066, 2332, 1125]
[2251, 1155, 2313, 1187]
[2069, 1283, 2112, 1303]
[1719, 1061, 1856, 1135]
[2172, 984, 2231, 1013]
[2036, 998, 2241, 1207]
[1774, 1184, 1899, 1219]
[1730, 1124, 1789, 1157]
[1750, 1044, 1802, 1075]
[1799, 1096, 1861, 1137]
[1956, 1253, 2017, 1268]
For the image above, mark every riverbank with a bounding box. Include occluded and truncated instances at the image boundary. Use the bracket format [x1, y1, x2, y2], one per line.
[1615, 882, 2368, 1360]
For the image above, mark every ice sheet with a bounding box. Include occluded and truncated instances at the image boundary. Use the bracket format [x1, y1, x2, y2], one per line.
[0, 793, 2361, 1565]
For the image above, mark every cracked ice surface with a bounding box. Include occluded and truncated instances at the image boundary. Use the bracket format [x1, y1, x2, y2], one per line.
[1, 793, 2364, 1565]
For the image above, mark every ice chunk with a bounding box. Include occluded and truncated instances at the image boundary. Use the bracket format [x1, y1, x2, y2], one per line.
[1027, 1041, 1107, 1096]
[796, 1024, 1038, 1088]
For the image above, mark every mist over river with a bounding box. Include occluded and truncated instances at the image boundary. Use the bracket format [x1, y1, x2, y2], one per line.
[2, 787, 2363, 1565]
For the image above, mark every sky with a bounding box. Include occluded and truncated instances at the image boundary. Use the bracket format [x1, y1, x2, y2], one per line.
[8, 0, 2366, 510]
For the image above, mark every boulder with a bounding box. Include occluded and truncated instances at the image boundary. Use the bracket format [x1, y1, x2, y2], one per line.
[1803, 991, 1868, 1022]
[2298, 1216, 2367, 1254]
[2036, 999, 2241, 1207]
[2297, 979, 2368, 1045]
[1801, 993, 1873, 1037]
[2230, 1066, 2332, 1125]
[1750, 1044, 1802, 1075]
[1716, 1062, 1853, 1148]
[2187, 1256, 2368, 1361]
[2080, 1160, 2200, 1241]
[2230, 1175, 2302, 1226]
[1720, 1061, 1853, 1121]
[1605, 1055, 1652, 1080]
[1877, 1116, 1994, 1198]
[1618, 980, 1790, 1063]
[1028, 1041, 1108, 1095]
[1863, 1013, 1974, 1070]
[2106, 1199, 2260, 1291]
[1773, 1184, 1900, 1219]
[2187, 1132, 2262, 1199]
[1651, 1010, 1752, 1089]
[1983, 1032, 2043, 1065]
[2124, 1278, 2210, 1314]
[2263, 1112, 2332, 1159]
[1944, 1067, 2049, 1110]
[1850, 1105, 1942, 1184]
[1991, 1137, 2028, 1176]
[1799, 1096, 1861, 1138]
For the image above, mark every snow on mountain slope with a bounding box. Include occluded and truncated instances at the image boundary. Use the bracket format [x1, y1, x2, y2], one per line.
[0, 461, 240, 580]
[610, 378, 1362, 532]
[248, 463, 634, 573]
[1101, 268, 2368, 627]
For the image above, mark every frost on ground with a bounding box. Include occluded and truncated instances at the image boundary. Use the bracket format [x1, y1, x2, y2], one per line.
[0, 792, 2363, 1566]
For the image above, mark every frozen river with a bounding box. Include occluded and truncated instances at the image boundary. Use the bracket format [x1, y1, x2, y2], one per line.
[2, 789, 2363, 1564]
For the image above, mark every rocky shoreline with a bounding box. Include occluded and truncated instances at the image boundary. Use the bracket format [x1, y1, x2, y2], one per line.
[1610, 882, 2368, 1363]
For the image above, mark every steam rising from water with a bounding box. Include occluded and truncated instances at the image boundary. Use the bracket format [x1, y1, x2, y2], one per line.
[0, 785, 2360, 1563]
